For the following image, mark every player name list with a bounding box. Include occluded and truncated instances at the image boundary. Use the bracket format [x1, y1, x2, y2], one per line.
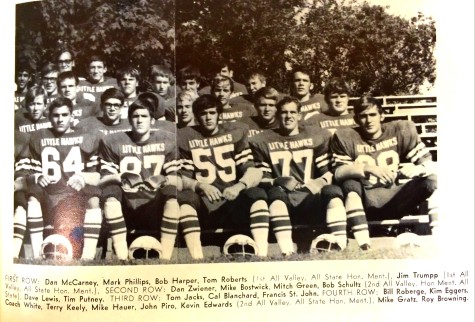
[3, 269, 470, 312]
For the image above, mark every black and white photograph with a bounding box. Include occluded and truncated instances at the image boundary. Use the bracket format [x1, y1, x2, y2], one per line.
[1, 0, 473, 321]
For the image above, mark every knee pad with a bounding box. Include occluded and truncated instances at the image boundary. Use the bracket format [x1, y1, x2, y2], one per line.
[341, 179, 363, 197]
[421, 175, 437, 194]
[161, 185, 178, 201]
[177, 190, 201, 209]
[321, 184, 344, 205]
[267, 186, 288, 204]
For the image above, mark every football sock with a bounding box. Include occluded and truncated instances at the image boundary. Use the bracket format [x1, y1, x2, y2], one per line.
[427, 192, 438, 235]
[160, 199, 179, 260]
[13, 206, 27, 258]
[269, 200, 294, 255]
[81, 208, 102, 260]
[346, 192, 370, 246]
[249, 200, 270, 257]
[104, 200, 128, 260]
[180, 204, 203, 260]
[326, 198, 347, 249]
[27, 199, 44, 258]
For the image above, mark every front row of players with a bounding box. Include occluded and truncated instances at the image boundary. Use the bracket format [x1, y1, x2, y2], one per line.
[13, 83, 437, 260]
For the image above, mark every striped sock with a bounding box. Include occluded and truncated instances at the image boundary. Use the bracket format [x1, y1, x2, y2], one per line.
[269, 200, 294, 255]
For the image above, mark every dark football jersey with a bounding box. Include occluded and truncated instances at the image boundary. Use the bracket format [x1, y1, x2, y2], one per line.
[72, 96, 101, 123]
[300, 94, 328, 120]
[77, 77, 119, 103]
[14, 92, 26, 110]
[302, 112, 356, 134]
[178, 122, 254, 191]
[15, 110, 52, 134]
[331, 120, 432, 188]
[75, 116, 131, 137]
[238, 116, 279, 138]
[100, 130, 178, 179]
[21, 128, 100, 184]
[220, 102, 257, 123]
[249, 127, 332, 184]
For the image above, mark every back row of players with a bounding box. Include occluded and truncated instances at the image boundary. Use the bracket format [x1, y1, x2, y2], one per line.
[13, 54, 438, 260]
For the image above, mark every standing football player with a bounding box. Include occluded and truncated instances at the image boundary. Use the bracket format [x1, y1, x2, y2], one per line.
[15, 63, 33, 110]
[238, 86, 279, 138]
[57, 71, 101, 124]
[56, 46, 77, 73]
[249, 96, 347, 254]
[303, 78, 356, 133]
[77, 54, 118, 102]
[40, 63, 60, 105]
[17, 97, 103, 259]
[99, 96, 179, 260]
[289, 66, 328, 120]
[212, 76, 256, 123]
[176, 90, 197, 129]
[116, 65, 141, 119]
[331, 96, 438, 249]
[177, 94, 269, 257]
[149, 65, 177, 123]
[177, 65, 202, 98]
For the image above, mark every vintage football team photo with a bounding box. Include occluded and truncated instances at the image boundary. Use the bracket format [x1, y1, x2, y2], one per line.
[13, 0, 438, 264]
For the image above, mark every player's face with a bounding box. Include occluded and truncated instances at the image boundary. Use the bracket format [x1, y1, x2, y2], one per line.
[88, 61, 106, 83]
[213, 81, 232, 106]
[42, 72, 58, 95]
[177, 97, 194, 124]
[292, 72, 313, 99]
[16, 71, 30, 90]
[256, 97, 277, 122]
[130, 108, 152, 136]
[355, 105, 383, 139]
[328, 92, 349, 115]
[119, 74, 138, 97]
[59, 77, 78, 101]
[50, 105, 73, 134]
[153, 76, 171, 97]
[247, 76, 265, 95]
[58, 52, 75, 73]
[278, 102, 301, 135]
[220, 66, 233, 78]
[102, 98, 123, 124]
[197, 107, 219, 134]
[181, 79, 199, 93]
[27, 95, 46, 121]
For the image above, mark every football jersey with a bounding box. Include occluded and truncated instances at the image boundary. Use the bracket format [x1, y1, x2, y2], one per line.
[238, 116, 279, 138]
[100, 129, 178, 180]
[75, 116, 131, 137]
[302, 112, 355, 134]
[249, 127, 332, 184]
[21, 128, 100, 185]
[220, 102, 257, 123]
[300, 94, 328, 120]
[199, 81, 248, 98]
[14, 92, 26, 110]
[331, 120, 432, 188]
[72, 96, 101, 123]
[178, 122, 254, 191]
[15, 110, 52, 134]
[77, 77, 119, 102]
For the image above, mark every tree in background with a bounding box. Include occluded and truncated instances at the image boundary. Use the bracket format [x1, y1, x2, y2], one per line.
[177, 0, 436, 96]
[16, 0, 175, 81]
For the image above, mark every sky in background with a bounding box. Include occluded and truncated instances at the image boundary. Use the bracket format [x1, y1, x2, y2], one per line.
[363, 0, 438, 20]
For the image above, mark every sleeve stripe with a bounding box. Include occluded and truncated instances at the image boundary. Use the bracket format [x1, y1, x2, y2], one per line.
[405, 142, 426, 159]
[316, 159, 330, 169]
[235, 148, 252, 160]
[235, 154, 253, 166]
[314, 153, 329, 163]
[410, 147, 431, 163]
[235, 148, 253, 164]
[100, 160, 119, 174]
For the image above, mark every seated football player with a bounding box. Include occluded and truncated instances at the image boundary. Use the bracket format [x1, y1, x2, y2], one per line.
[177, 94, 269, 257]
[18, 97, 102, 259]
[289, 66, 328, 119]
[249, 96, 347, 254]
[303, 78, 356, 133]
[211, 76, 256, 123]
[238, 86, 279, 138]
[176, 90, 197, 129]
[99, 96, 179, 260]
[331, 96, 438, 250]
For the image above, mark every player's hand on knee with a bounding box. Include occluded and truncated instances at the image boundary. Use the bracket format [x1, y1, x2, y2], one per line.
[67, 174, 86, 191]
[222, 183, 244, 201]
[274, 176, 300, 191]
[38, 175, 52, 188]
[364, 165, 396, 185]
[398, 163, 424, 179]
[197, 182, 222, 202]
